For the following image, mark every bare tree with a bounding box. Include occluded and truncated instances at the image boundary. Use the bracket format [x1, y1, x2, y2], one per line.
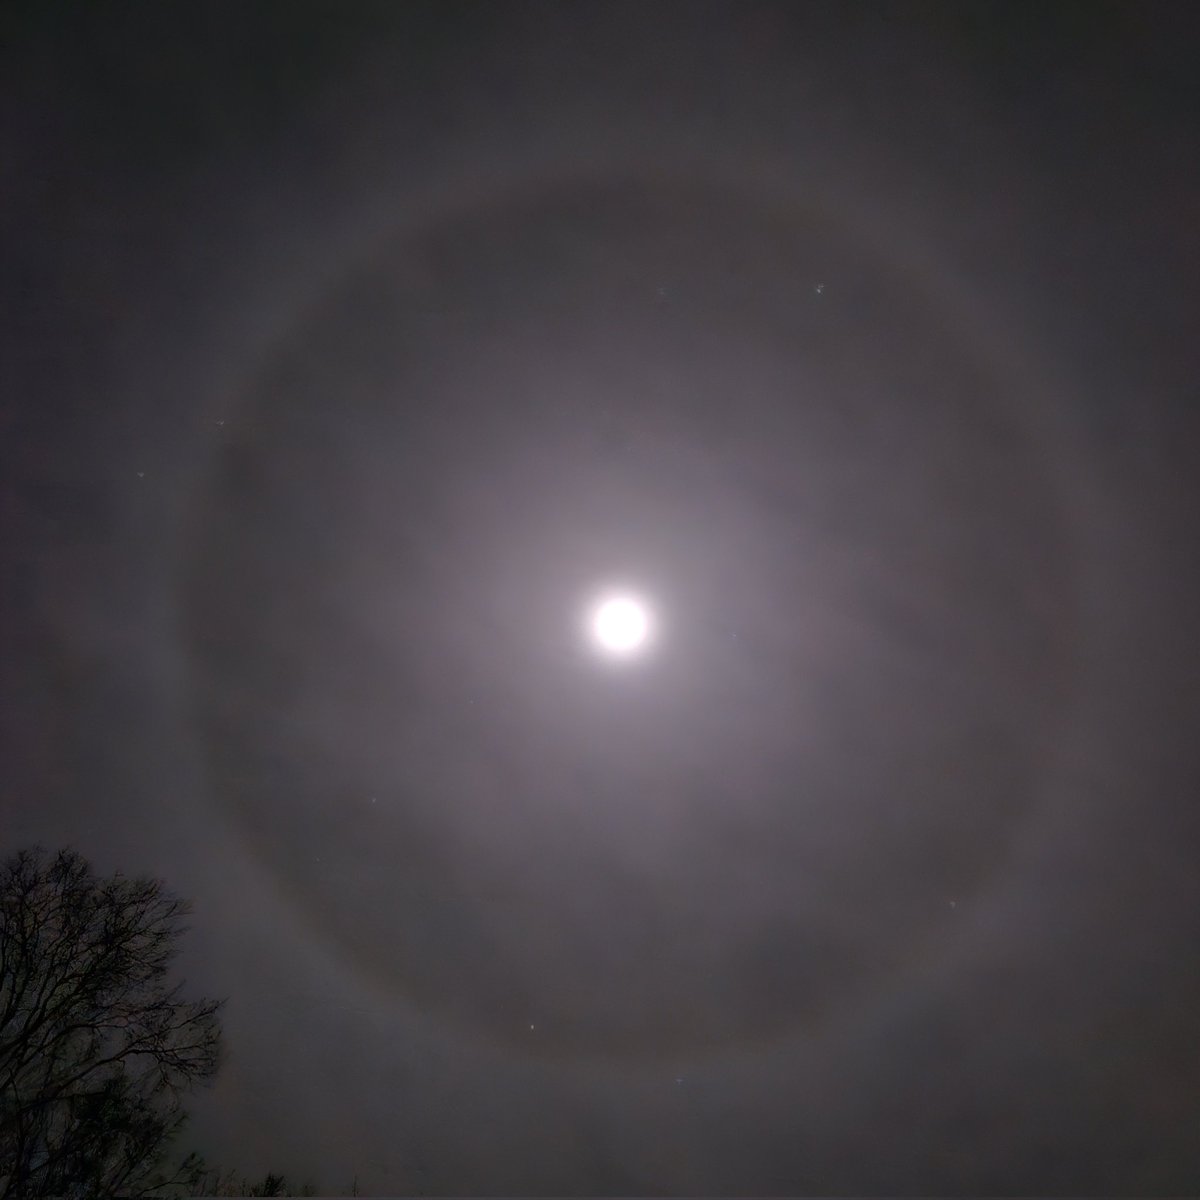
[0, 847, 223, 1198]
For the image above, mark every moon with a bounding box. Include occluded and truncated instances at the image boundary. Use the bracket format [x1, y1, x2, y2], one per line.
[587, 592, 654, 658]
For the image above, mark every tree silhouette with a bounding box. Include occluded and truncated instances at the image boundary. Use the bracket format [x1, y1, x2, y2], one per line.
[188, 1167, 319, 1196]
[0, 847, 223, 1198]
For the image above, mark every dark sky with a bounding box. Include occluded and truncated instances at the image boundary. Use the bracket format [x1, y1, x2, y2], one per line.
[3, 2, 1199, 1193]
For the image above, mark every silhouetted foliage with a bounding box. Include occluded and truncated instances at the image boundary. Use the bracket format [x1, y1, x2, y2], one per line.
[0, 847, 223, 1198]
[187, 1167, 319, 1196]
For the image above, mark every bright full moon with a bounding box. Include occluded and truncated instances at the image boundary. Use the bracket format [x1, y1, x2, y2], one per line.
[587, 592, 654, 658]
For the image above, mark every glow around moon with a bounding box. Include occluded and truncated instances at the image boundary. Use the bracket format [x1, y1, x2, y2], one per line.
[587, 591, 655, 658]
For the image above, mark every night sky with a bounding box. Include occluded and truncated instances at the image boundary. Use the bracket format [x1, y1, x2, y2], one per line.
[3, 2, 1199, 1194]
